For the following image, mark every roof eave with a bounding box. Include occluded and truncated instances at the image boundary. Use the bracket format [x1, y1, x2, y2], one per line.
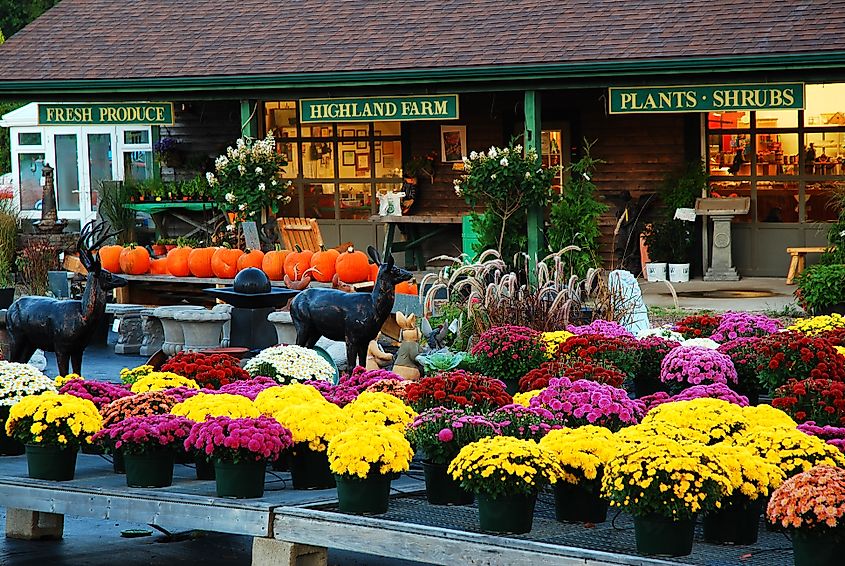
[0, 51, 843, 96]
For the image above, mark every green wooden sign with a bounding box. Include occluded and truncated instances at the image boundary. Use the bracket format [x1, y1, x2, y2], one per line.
[608, 83, 804, 114]
[300, 94, 459, 123]
[37, 103, 174, 125]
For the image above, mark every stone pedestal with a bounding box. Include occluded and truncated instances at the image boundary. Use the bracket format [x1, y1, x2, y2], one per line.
[139, 308, 164, 356]
[174, 309, 230, 351]
[153, 305, 206, 355]
[212, 304, 234, 348]
[267, 310, 296, 345]
[230, 307, 277, 350]
[704, 214, 740, 281]
[106, 304, 144, 355]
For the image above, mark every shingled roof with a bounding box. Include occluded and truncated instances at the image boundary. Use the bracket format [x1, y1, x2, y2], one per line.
[0, 0, 842, 91]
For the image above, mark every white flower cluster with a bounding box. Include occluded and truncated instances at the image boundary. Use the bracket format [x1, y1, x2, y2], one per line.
[244, 345, 335, 385]
[0, 361, 56, 406]
[636, 326, 686, 342]
[681, 337, 720, 349]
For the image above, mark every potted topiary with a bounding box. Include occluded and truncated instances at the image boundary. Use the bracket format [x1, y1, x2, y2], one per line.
[795, 264, 845, 315]
[641, 221, 671, 281]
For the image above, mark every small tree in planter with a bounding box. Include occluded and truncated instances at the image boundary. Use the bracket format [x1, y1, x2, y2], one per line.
[796, 264, 845, 315]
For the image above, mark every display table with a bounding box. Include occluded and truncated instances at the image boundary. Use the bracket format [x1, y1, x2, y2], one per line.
[114, 274, 293, 306]
[370, 215, 463, 269]
[124, 201, 225, 240]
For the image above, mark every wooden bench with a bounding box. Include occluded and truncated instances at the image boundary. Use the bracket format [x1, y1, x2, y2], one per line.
[786, 246, 829, 284]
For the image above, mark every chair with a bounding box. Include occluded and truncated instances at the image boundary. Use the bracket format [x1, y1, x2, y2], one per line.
[276, 217, 324, 252]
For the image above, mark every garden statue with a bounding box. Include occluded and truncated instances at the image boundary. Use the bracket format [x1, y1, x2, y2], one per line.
[392, 312, 423, 381]
[6, 221, 127, 375]
[291, 246, 412, 369]
[365, 334, 393, 370]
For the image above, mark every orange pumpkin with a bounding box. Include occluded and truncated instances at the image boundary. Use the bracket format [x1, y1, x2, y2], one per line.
[262, 247, 291, 281]
[149, 257, 169, 275]
[166, 246, 193, 277]
[188, 247, 218, 278]
[98, 245, 124, 273]
[395, 281, 418, 295]
[309, 249, 339, 283]
[237, 249, 265, 271]
[212, 248, 244, 279]
[284, 249, 314, 280]
[335, 246, 370, 283]
[369, 263, 379, 282]
[118, 245, 151, 275]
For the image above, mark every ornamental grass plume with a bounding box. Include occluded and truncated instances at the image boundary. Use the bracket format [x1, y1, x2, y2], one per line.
[529, 377, 645, 431]
[185, 415, 293, 463]
[490, 403, 558, 441]
[0, 361, 56, 406]
[448, 436, 566, 497]
[659, 346, 738, 392]
[130, 371, 200, 393]
[161, 351, 249, 390]
[92, 414, 194, 455]
[328, 424, 414, 478]
[766, 466, 845, 530]
[539, 425, 617, 485]
[171, 392, 259, 421]
[343, 391, 417, 432]
[6, 392, 102, 447]
[566, 320, 634, 339]
[253, 383, 326, 415]
[100, 391, 176, 428]
[709, 311, 781, 343]
[755, 331, 845, 395]
[772, 378, 845, 426]
[469, 325, 546, 382]
[270, 400, 349, 452]
[406, 408, 500, 465]
[58, 378, 132, 409]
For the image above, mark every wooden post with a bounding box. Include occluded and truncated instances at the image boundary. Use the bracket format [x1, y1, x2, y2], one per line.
[240, 100, 259, 139]
[151, 125, 161, 181]
[524, 90, 543, 283]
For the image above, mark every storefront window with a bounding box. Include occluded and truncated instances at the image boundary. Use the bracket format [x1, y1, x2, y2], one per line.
[17, 132, 41, 145]
[756, 109, 798, 129]
[804, 84, 845, 127]
[265, 101, 298, 139]
[55, 133, 80, 212]
[303, 183, 336, 219]
[757, 181, 799, 223]
[806, 182, 844, 222]
[755, 133, 799, 176]
[301, 142, 335, 178]
[709, 180, 752, 222]
[804, 132, 845, 175]
[339, 183, 372, 219]
[123, 130, 149, 144]
[708, 111, 750, 130]
[123, 150, 152, 182]
[87, 133, 112, 211]
[708, 133, 751, 176]
[17, 153, 44, 210]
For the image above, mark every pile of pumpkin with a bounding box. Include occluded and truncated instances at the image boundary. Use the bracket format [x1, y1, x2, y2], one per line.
[95, 244, 419, 294]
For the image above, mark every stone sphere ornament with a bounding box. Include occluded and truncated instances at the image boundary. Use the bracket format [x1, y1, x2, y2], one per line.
[233, 267, 272, 294]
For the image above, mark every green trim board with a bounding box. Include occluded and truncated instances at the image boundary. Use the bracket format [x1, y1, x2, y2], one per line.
[608, 83, 804, 114]
[2, 51, 845, 96]
[300, 95, 458, 123]
[124, 202, 215, 214]
[37, 103, 174, 124]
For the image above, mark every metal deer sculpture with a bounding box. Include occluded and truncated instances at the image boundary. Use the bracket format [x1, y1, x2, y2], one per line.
[290, 246, 412, 369]
[6, 221, 127, 376]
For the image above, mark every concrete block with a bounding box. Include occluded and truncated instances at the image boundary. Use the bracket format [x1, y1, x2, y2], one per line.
[5, 508, 64, 540]
[252, 537, 327, 566]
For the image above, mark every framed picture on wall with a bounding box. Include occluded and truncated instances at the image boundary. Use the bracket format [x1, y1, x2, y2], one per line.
[342, 150, 355, 166]
[356, 153, 370, 170]
[440, 125, 467, 162]
[375, 149, 382, 163]
[341, 129, 354, 146]
[382, 141, 394, 156]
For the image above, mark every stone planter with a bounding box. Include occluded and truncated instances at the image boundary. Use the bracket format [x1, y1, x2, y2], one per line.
[174, 309, 229, 352]
[267, 310, 296, 345]
[105, 304, 144, 355]
[139, 308, 164, 357]
[212, 304, 234, 348]
[153, 306, 206, 356]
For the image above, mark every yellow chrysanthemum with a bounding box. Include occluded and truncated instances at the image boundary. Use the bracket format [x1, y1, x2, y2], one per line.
[539, 426, 617, 484]
[5, 392, 102, 446]
[272, 399, 349, 452]
[327, 424, 413, 478]
[130, 371, 199, 393]
[343, 392, 416, 432]
[787, 314, 845, 335]
[512, 390, 542, 407]
[254, 383, 325, 415]
[171, 393, 259, 421]
[541, 330, 575, 357]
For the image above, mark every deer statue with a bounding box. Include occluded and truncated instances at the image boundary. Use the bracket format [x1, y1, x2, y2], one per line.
[290, 246, 412, 369]
[6, 221, 127, 376]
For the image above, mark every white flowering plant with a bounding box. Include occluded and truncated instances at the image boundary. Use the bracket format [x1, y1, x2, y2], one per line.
[244, 345, 335, 385]
[454, 140, 555, 257]
[206, 134, 291, 222]
[0, 361, 57, 407]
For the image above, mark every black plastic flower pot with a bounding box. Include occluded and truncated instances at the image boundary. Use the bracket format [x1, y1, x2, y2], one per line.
[422, 460, 473, 506]
[633, 514, 696, 557]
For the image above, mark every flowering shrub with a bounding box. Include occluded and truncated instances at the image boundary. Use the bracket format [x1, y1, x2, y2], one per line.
[674, 314, 722, 339]
[6, 392, 102, 447]
[328, 424, 414, 478]
[709, 311, 781, 343]
[567, 320, 634, 339]
[130, 372, 200, 393]
[787, 313, 845, 336]
[772, 378, 845, 426]
[529, 377, 644, 431]
[206, 134, 291, 223]
[161, 352, 249, 390]
[171, 393, 259, 421]
[767, 466, 845, 529]
[253, 383, 326, 415]
[406, 408, 500, 465]
[364, 379, 409, 401]
[58, 378, 132, 409]
[754, 331, 845, 395]
[270, 399, 348, 452]
[217, 376, 278, 400]
[92, 414, 193, 455]
[731, 426, 845, 478]
[557, 334, 641, 378]
[0, 361, 56, 406]
[717, 337, 763, 399]
[539, 426, 616, 485]
[659, 346, 737, 392]
[540, 330, 575, 357]
[343, 392, 416, 432]
[185, 415, 293, 463]
[797, 422, 845, 453]
[119, 364, 155, 386]
[518, 359, 626, 392]
[602, 435, 732, 519]
[404, 370, 511, 412]
[448, 436, 565, 496]
[470, 325, 545, 382]
[100, 392, 176, 427]
[244, 345, 334, 385]
[490, 404, 557, 441]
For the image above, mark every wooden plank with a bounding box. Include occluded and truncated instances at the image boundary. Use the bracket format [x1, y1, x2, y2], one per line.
[271, 507, 675, 566]
[785, 246, 828, 253]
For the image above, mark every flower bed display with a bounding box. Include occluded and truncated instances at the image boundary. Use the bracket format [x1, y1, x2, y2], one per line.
[161, 352, 249, 390]
[364, 378, 409, 401]
[404, 370, 511, 413]
[244, 345, 335, 384]
[732, 426, 845, 478]
[6, 392, 102, 448]
[674, 314, 722, 339]
[717, 337, 763, 402]
[796, 422, 845, 452]
[754, 331, 845, 395]
[787, 313, 845, 335]
[631, 336, 680, 397]
[343, 392, 416, 431]
[659, 346, 737, 392]
[634, 398, 749, 445]
[217, 376, 277, 400]
[529, 377, 644, 431]
[0, 361, 56, 406]
[540, 330, 574, 357]
[518, 359, 626, 392]
[160, 386, 201, 403]
[639, 383, 749, 412]
[119, 364, 155, 385]
[772, 378, 845, 426]
[489, 404, 557, 441]
[59, 378, 132, 409]
[130, 372, 200, 393]
[709, 311, 781, 342]
[469, 325, 546, 384]
[556, 334, 641, 379]
[253, 383, 326, 415]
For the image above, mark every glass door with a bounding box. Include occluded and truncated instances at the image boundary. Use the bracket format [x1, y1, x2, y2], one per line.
[83, 129, 115, 222]
[50, 128, 84, 221]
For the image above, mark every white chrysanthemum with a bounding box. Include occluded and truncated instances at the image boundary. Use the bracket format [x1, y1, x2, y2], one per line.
[206, 172, 217, 186]
[0, 361, 56, 406]
[681, 338, 720, 349]
[271, 179, 278, 186]
[237, 164, 246, 175]
[238, 203, 247, 211]
[244, 345, 334, 384]
[636, 326, 685, 342]
[255, 167, 263, 174]
[490, 173, 497, 180]
[487, 147, 498, 158]
[469, 151, 478, 160]
[524, 171, 531, 179]
[514, 144, 523, 153]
